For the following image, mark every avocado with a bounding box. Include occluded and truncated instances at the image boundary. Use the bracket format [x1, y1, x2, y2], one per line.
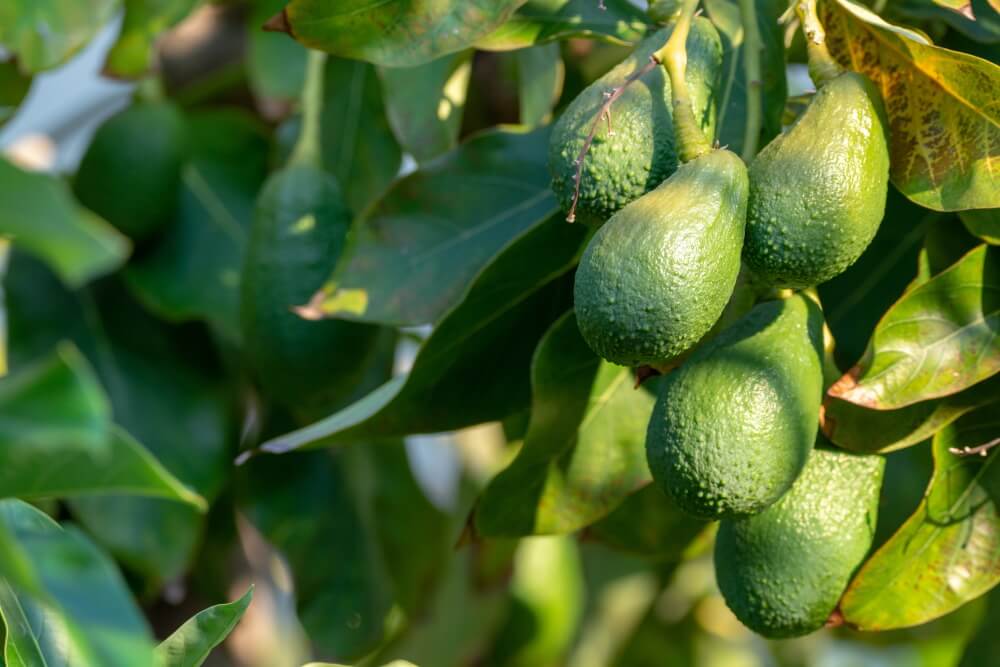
[645, 293, 824, 518]
[744, 72, 889, 287]
[548, 18, 722, 224]
[573, 149, 747, 368]
[715, 443, 885, 638]
[241, 164, 382, 419]
[74, 102, 187, 242]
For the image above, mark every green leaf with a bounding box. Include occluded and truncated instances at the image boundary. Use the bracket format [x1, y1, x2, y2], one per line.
[959, 585, 1000, 667]
[276, 0, 527, 67]
[585, 484, 708, 560]
[0, 343, 109, 457]
[823, 374, 1000, 453]
[475, 0, 650, 50]
[259, 215, 585, 453]
[840, 407, 1000, 630]
[0, 158, 129, 287]
[515, 44, 564, 128]
[155, 586, 253, 667]
[961, 208, 1000, 245]
[0, 500, 156, 666]
[247, 0, 307, 101]
[124, 109, 270, 342]
[103, 0, 201, 78]
[895, 0, 1000, 44]
[703, 0, 788, 159]
[820, 0, 1000, 211]
[0, 240, 10, 377]
[475, 311, 656, 537]
[302, 127, 559, 327]
[240, 449, 392, 660]
[379, 52, 472, 163]
[0, 60, 32, 127]
[0, 0, 120, 72]
[828, 244, 999, 409]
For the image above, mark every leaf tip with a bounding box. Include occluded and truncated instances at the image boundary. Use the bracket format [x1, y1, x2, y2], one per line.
[262, 10, 292, 35]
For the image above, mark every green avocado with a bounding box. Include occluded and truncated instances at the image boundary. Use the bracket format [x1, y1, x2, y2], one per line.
[548, 18, 722, 224]
[74, 102, 187, 242]
[715, 443, 885, 638]
[573, 149, 747, 368]
[645, 293, 824, 519]
[241, 164, 382, 420]
[744, 72, 890, 287]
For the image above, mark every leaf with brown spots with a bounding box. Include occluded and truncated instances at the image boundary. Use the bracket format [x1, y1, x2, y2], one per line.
[273, 0, 528, 67]
[827, 244, 1000, 409]
[840, 407, 1000, 630]
[820, 0, 1000, 211]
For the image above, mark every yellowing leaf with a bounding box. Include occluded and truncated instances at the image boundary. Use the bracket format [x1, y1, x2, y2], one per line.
[820, 0, 1000, 211]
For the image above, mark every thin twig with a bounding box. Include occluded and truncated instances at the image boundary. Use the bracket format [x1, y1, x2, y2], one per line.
[566, 56, 660, 222]
[950, 437, 1000, 458]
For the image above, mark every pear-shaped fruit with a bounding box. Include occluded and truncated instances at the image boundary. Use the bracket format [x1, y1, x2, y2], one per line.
[74, 102, 187, 242]
[574, 149, 748, 368]
[241, 164, 384, 420]
[646, 294, 824, 519]
[548, 18, 722, 224]
[715, 443, 885, 638]
[744, 72, 890, 287]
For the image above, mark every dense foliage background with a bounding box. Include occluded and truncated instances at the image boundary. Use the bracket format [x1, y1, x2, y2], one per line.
[0, 0, 997, 665]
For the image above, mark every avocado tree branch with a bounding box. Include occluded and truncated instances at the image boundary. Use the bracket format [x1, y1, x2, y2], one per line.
[796, 0, 842, 87]
[565, 55, 660, 222]
[289, 49, 327, 169]
[653, 0, 712, 162]
[737, 0, 763, 161]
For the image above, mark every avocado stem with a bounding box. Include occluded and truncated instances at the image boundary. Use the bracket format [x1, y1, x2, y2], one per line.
[654, 0, 712, 162]
[289, 50, 328, 169]
[565, 56, 660, 222]
[796, 0, 843, 87]
[737, 0, 763, 160]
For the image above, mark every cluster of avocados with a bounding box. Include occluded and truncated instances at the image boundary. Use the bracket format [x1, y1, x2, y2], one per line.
[549, 18, 891, 638]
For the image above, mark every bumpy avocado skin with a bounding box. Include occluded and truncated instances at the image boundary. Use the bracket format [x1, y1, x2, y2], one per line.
[548, 18, 722, 224]
[74, 102, 187, 242]
[645, 294, 824, 519]
[573, 149, 748, 367]
[744, 72, 890, 287]
[241, 165, 382, 419]
[715, 444, 885, 638]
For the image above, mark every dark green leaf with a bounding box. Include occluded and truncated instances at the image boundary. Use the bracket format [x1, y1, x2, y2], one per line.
[0, 157, 128, 287]
[103, 0, 201, 78]
[585, 484, 708, 560]
[894, 0, 1000, 44]
[0, 61, 31, 127]
[823, 374, 1000, 453]
[278, 0, 527, 67]
[0, 343, 109, 459]
[840, 407, 1000, 630]
[155, 586, 253, 667]
[379, 52, 472, 163]
[961, 208, 1000, 245]
[515, 44, 564, 128]
[259, 215, 585, 453]
[819, 189, 937, 367]
[240, 448, 392, 660]
[475, 312, 655, 537]
[959, 585, 1000, 667]
[0, 500, 156, 666]
[124, 110, 270, 342]
[703, 0, 787, 160]
[475, 0, 650, 50]
[0, 0, 119, 72]
[302, 128, 559, 327]
[828, 244, 1000, 409]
